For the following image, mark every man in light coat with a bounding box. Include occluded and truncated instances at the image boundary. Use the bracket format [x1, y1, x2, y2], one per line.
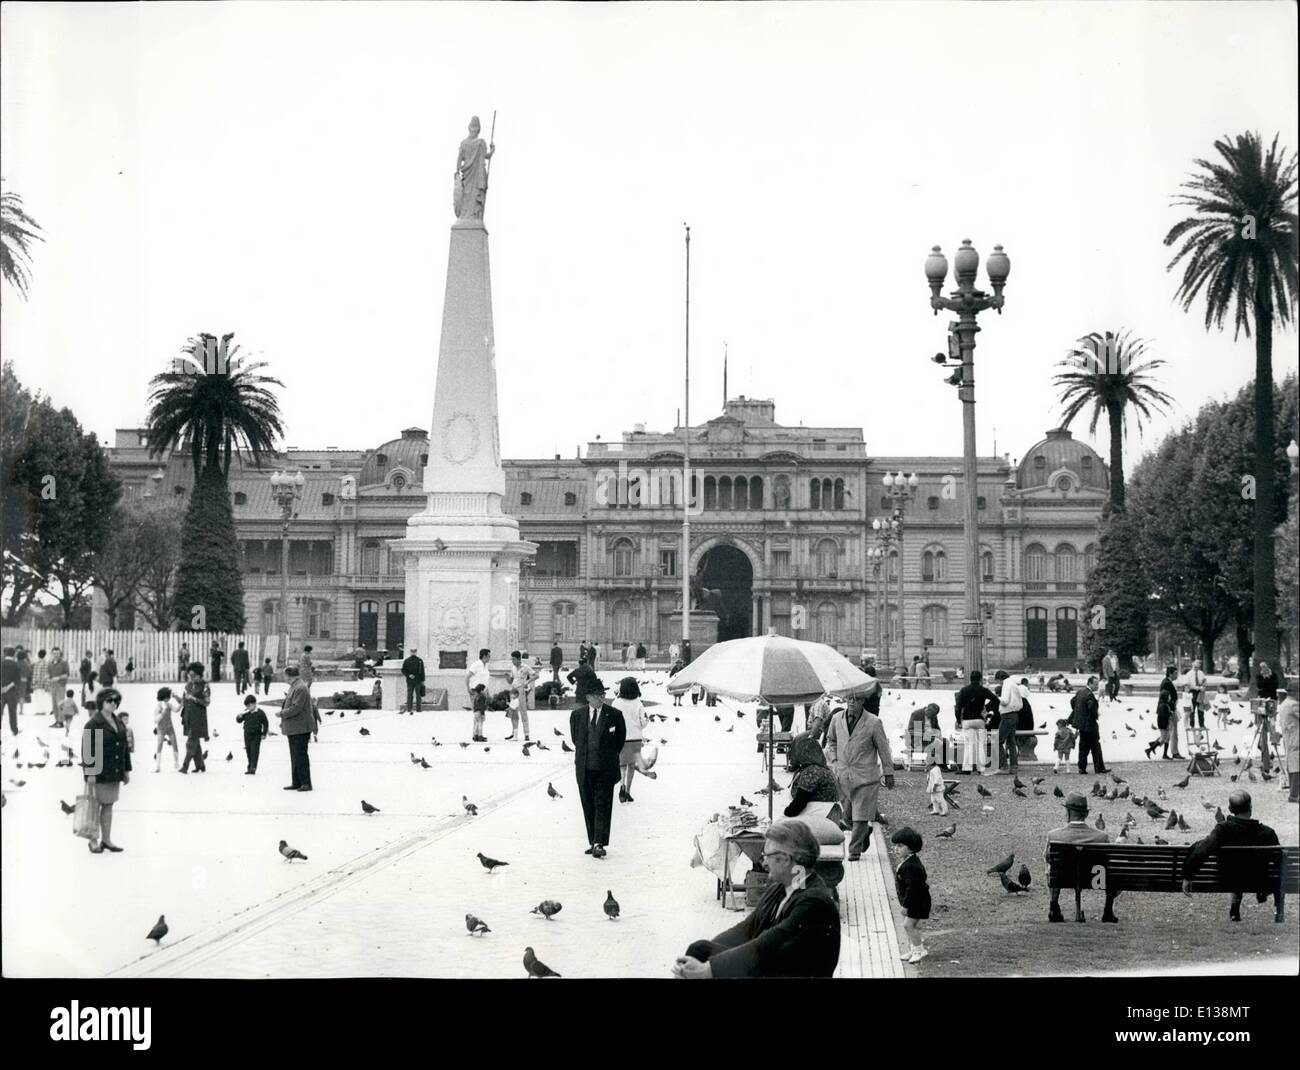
[824, 687, 895, 861]
[994, 669, 1024, 773]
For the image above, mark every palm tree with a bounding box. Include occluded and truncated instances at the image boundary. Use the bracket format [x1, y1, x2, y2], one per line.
[144, 333, 285, 631]
[145, 333, 285, 478]
[1053, 329, 1174, 513]
[0, 185, 45, 299]
[1164, 131, 1298, 690]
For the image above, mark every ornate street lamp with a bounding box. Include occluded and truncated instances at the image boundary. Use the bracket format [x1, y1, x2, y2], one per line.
[926, 239, 1010, 675]
[269, 469, 305, 668]
[871, 471, 918, 676]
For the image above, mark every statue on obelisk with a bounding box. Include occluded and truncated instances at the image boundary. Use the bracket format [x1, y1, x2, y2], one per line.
[453, 114, 495, 222]
[398, 113, 534, 710]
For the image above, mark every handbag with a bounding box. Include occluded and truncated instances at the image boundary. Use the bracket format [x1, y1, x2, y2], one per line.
[73, 790, 101, 839]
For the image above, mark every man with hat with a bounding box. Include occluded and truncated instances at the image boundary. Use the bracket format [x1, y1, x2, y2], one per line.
[569, 678, 626, 859]
[401, 646, 426, 714]
[825, 688, 895, 862]
[1045, 792, 1120, 923]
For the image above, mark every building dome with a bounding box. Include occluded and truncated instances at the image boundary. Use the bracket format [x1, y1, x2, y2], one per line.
[358, 428, 429, 488]
[1016, 427, 1108, 493]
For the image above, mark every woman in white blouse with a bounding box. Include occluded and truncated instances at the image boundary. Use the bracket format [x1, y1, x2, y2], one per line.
[612, 676, 655, 803]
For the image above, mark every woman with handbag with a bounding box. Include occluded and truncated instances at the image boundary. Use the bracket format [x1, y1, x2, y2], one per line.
[80, 688, 131, 853]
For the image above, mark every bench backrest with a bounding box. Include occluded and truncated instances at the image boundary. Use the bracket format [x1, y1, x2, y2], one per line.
[1046, 843, 1299, 894]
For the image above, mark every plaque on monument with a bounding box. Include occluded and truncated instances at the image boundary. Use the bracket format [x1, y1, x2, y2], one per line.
[439, 651, 468, 670]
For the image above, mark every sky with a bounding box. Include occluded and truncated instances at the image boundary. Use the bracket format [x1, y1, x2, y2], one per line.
[2, 1, 1297, 468]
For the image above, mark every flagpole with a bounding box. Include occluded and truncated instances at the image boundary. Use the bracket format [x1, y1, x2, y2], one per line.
[682, 223, 691, 662]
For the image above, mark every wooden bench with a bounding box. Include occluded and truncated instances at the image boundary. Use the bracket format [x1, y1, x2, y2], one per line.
[1047, 843, 1299, 920]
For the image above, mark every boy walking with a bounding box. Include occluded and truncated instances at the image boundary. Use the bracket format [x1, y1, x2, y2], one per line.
[236, 694, 270, 774]
[1053, 718, 1076, 774]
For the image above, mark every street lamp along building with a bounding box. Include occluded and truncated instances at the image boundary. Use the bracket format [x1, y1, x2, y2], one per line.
[99, 406, 1107, 669]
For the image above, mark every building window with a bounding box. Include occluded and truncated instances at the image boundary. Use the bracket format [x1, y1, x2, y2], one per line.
[880, 496, 891, 510]
[361, 540, 381, 576]
[659, 549, 678, 577]
[520, 491, 533, 507]
[719, 476, 733, 510]
[704, 476, 717, 510]
[921, 605, 949, 647]
[564, 491, 577, 506]
[1084, 543, 1097, 577]
[305, 599, 332, 639]
[174, 486, 186, 496]
[749, 476, 764, 509]
[536, 540, 578, 577]
[921, 548, 947, 581]
[810, 479, 821, 510]
[734, 475, 748, 511]
[1081, 455, 1093, 469]
[310, 541, 334, 575]
[814, 601, 839, 645]
[814, 538, 839, 578]
[1025, 545, 1048, 582]
[771, 549, 791, 577]
[387, 542, 403, 575]
[322, 492, 335, 506]
[886, 548, 899, 582]
[612, 600, 634, 644]
[1034, 455, 1046, 469]
[612, 538, 636, 577]
[981, 548, 995, 581]
[377, 453, 388, 466]
[927, 496, 940, 510]
[233, 491, 247, 506]
[833, 478, 845, 510]
[1055, 545, 1078, 583]
[977, 496, 987, 510]
[552, 601, 577, 642]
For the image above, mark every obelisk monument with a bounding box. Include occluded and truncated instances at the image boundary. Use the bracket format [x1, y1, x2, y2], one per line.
[402, 115, 535, 705]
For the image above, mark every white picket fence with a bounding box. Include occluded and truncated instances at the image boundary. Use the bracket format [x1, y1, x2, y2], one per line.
[4, 629, 266, 683]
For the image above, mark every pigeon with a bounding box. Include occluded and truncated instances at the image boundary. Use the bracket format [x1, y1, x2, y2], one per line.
[1031, 776, 1045, 785]
[1230, 773, 1239, 782]
[1261, 768, 1273, 782]
[531, 899, 563, 919]
[361, 800, 380, 815]
[213, 729, 220, 738]
[523, 946, 560, 978]
[1017, 864, 1031, 888]
[1176, 813, 1191, 831]
[999, 872, 1028, 894]
[714, 715, 721, 722]
[604, 889, 620, 920]
[1212, 741, 1223, 751]
[463, 796, 478, 816]
[1157, 787, 1168, 800]
[1154, 835, 1170, 845]
[478, 852, 508, 873]
[659, 739, 668, 745]
[1164, 811, 1178, 830]
[1232, 746, 1238, 755]
[146, 915, 168, 945]
[1053, 785, 1065, 798]
[430, 738, 442, 747]
[1107, 787, 1118, 801]
[459, 742, 470, 749]
[726, 726, 734, 733]
[1174, 775, 1190, 789]
[740, 796, 754, 807]
[60, 799, 75, 814]
[1110, 772, 1126, 784]
[1013, 776, 1026, 790]
[1090, 781, 1103, 797]
[976, 783, 993, 798]
[547, 782, 562, 800]
[535, 742, 549, 751]
[874, 811, 890, 828]
[986, 853, 1015, 876]
[1118, 786, 1130, 799]
[36, 735, 48, 748]
[27, 760, 46, 769]
[1244, 758, 1254, 771]
[675, 717, 680, 722]
[225, 752, 233, 762]
[418, 757, 431, 769]
[522, 746, 532, 758]
[466, 913, 491, 935]
[278, 840, 308, 862]
[1215, 806, 1225, 824]
[409, 753, 421, 764]
[1117, 825, 1130, 841]
[1125, 723, 1133, 732]
[483, 747, 491, 753]
[1233, 756, 1241, 766]
[1145, 800, 1167, 818]
[1201, 801, 1214, 810]
[9, 779, 26, 787]
[1123, 812, 1137, 827]
[1013, 787, 1028, 798]
[359, 727, 370, 736]
[554, 727, 563, 737]
[937, 823, 957, 838]
[561, 741, 574, 753]
[1095, 814, 1106, 830]
[1033, 786, 1047, 796]
[737, 711, 746, 719]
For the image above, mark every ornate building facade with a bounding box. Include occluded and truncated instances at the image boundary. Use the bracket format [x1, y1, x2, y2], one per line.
[102, 398, 1108, 667]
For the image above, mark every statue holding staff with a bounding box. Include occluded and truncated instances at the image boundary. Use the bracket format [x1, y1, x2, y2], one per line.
[454, 113, 495, 221]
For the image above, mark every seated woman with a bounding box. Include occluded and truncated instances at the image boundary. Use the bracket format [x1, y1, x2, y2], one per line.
[673, 820, 841, 978]
[784, 735, 846, 894]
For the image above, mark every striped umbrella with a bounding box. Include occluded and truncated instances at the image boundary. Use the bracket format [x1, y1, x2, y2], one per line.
[666, 635, 876, 820]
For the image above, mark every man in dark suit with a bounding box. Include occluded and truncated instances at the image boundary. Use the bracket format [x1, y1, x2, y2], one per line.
[1071, 676, 1105, 773]
[569, 679, 625, 859]
[1181, 789, 1282, 922]
[549, 638, 564, 684]
[401, 647, 426, 713]
[231, 642, 251, 695]
[1046, 792, 1120, 922]
[674, 819, 840, 978]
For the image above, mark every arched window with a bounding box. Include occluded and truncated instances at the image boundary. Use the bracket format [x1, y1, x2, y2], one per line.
[1056, 606, 1079, 658]
[921, 547, 947, 581]
[815, 538, 839, 577]
[810, 479, 821, 510]
[921, 605, 949, 647]
[749, 476, 764, 509]
[981, 548, 995, 581]
[734, 476, 748, 511]
[1083, 543, 1097, 577]
[833, 478, 845, 510]
[357, 600, 379, 649]
[1025, 606, 1049, 659]
[719, 475, 733, 510]
[886, 548, 899, 582]
[612, 538, 636, 577]
[552, 601, 577, 642]
[1054, 544, 1078, 583]
[822, 478, 834, 508]
[704, 476, 717, 510]
[385, 600, 404, 650]
[361, 540, 381, 576]
[814, 601, 839, 645]
[1024, 544, 1048, 582]
[612, 600, 634, 645]
[879, 603, 899, 645]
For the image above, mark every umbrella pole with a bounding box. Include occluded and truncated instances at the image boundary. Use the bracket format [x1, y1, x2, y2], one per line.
[768, 710, 774, 822]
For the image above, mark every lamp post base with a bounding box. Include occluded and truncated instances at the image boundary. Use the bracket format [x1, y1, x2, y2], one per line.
[961, 618, 984, 677]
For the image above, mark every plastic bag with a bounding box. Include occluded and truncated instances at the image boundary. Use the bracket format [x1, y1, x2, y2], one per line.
[635, 741, 658, 772]
[73, 791, 100, 839]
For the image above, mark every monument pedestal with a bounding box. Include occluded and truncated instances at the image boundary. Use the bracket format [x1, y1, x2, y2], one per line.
[669, 610, 719, 654]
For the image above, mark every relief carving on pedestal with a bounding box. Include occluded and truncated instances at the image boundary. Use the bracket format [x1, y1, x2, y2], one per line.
[429, 585, 478, 648]
[441, 412, 481, 466]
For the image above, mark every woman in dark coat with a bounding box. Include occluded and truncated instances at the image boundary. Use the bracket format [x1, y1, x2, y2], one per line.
[81, 688, 131, 853]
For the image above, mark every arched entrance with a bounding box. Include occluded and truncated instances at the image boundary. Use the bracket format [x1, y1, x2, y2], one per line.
[698, 544, 754, 642]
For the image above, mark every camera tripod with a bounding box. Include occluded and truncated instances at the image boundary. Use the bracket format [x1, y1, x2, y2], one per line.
[1243, 700, 1276, 776]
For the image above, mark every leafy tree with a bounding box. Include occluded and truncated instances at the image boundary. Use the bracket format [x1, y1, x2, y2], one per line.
[0, 184, 44, 299]
[94, 505, 152, 628]
[1080, 511, 1150, 672]
[1054, 329, 1174, 514]
[172, 465, 245, 631]
[1165, 131, 1299, 691]
[133, 499, 186, 631]
[1, 362, 39, 622]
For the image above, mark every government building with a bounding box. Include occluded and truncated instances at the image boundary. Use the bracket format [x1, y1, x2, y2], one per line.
[102, 396, 1108, 669]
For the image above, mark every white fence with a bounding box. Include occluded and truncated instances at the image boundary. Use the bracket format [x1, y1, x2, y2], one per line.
[3, 630, 266, 683]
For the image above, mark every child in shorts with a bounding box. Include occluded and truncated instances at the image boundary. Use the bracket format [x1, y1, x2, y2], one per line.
[1053, 718, 1076, 773]
[890, 827, 932, 964]
[153, 686, 179, 771]
[1211, 686, 1233, 731]
[471, 683, 488, 742]
[54, 688, 79, 731]
[925, 755, 948, 816]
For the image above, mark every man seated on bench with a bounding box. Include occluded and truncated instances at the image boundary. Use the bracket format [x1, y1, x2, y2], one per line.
[673, 820, 840, 978]
[1181, 789, 1282, 923]
[1046, 792, 1121, 923]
